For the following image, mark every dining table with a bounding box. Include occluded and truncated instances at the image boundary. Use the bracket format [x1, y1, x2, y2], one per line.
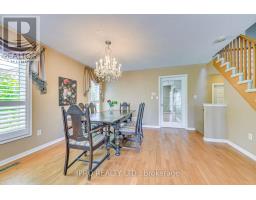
[90, 110, 135, 156]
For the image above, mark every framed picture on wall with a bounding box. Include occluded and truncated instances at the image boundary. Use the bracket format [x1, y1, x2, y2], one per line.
[59, 77, 77, 106]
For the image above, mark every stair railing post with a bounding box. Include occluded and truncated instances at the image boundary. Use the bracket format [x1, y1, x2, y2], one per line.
[239, 37, 243, 73]
[248, 40, 251, 81]
[243, 38, 247, 80]
[230, 40, 234, 67]
[254, 43, 256, 88]
[228, 43, 231, 63]
[237, 37, 240, 72]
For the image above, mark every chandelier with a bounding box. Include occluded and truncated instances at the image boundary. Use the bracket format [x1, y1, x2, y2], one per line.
[94, 41, 122, 82]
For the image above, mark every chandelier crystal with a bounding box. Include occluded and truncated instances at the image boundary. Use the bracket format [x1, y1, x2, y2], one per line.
[94, 41, 122, 82]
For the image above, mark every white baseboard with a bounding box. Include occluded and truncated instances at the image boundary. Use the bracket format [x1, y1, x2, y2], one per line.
[227, 140, 256, 161]
[0, 137, 65, 167]
[203, 137, 256, 161]
[142, 125, 196, 130]
[143, 125, 160, 128]
[203, 137, 228, 143]
[185, 127, 196, 131]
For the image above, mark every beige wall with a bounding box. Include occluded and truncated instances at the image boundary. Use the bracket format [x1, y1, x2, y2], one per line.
[1, 44, 255, 163]
[104, 64, 209, 133]
[0, 47, 86, 161]
[198, 63, 256, 155]
[225, 79, 256, 155]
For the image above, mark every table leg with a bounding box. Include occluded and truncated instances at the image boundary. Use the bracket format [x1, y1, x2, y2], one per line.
[106, 125, 111, 150]
[114, 125, 121, 156]
[129, 113, 132, 122]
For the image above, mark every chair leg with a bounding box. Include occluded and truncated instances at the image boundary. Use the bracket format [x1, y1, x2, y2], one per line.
[136, 135, 141, 152]
[64, 147, 70, 175]
[106, 148, 111, 160]
[88, 150, 93, 180]
[140, 134, 143, 145]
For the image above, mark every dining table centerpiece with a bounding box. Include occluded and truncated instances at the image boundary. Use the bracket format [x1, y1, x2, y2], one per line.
[107, 99, 118, 112]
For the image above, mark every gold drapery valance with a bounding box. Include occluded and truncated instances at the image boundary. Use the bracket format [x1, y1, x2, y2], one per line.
[83, 66, 104, 101]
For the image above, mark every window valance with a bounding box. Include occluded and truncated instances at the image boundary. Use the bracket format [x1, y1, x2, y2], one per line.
[83, 66, 104, 101]
[0, 26, 47, 94]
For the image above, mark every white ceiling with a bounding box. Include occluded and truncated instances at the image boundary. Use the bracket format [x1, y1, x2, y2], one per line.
[3, 15, 256, 71]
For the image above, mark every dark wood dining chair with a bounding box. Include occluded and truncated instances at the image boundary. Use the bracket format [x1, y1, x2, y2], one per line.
[78, 102, 85, 111]
[120, 102, 130, 112]
[140, 103, 145, 139]
[61, 105, 110, 180]
[120, 102, 132, 122]
[119, 103, 145, 151]
[88, 102, 97, 114]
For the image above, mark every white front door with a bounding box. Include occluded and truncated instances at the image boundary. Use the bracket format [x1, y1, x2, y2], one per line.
[159, 75, 187, 128]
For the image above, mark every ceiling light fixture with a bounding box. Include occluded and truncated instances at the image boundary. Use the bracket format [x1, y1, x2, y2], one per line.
[94, 40, 122, 82]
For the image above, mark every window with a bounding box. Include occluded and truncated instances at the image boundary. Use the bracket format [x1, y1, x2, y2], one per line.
[0, 58, 31, 144]
[89, 81, 100, 111]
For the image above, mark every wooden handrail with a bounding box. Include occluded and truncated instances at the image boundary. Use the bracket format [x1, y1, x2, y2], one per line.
[240, 34, 256, 43]
[216, 34, 256, 89]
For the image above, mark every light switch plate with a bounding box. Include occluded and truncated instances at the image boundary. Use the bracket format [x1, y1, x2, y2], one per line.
[248, 133, 253, 141]
[37, 129, 42, 136]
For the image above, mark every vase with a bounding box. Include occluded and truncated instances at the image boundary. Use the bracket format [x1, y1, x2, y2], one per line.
[109, 106, 113, 113]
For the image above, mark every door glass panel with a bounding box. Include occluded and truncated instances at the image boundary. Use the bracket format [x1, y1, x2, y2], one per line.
[162, 80, 182, 124]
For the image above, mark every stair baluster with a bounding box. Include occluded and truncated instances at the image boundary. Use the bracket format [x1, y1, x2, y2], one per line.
[254, 43, 256, 88]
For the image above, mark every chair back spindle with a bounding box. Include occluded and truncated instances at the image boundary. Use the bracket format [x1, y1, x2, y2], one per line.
[135, 103, 143, 134]
[88, 102, 97, 114]
[120, 102, 130, 112]
[78, 103, 85, 111]
[140, 103, 145, 134]
[85, 107, 92, 132]
[61, 106, 70, 142]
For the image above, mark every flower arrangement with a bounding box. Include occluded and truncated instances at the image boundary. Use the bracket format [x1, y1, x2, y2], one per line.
[59, 77, 77, 106]
[107, 99, 118, 109]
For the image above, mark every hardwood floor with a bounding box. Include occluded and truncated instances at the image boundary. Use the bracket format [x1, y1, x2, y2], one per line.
[0, 128, 256, 184]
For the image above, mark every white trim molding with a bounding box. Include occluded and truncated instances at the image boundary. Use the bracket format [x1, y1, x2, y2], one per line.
[142, 125, 195, 130]
[0, 137, 64, 167]
[203, 137, 256, 161]
[143, 125, 160, 128]
[203, 104, 227, 107]
[227, 141, 256, 161]
[203, 137, 228, 143]
[158, 74, 188, 128]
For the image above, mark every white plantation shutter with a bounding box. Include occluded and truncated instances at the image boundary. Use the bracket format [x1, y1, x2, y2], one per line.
[0, 58, 31, 143]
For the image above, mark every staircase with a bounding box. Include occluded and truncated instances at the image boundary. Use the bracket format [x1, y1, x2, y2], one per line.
[213, 34, 256, 110]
